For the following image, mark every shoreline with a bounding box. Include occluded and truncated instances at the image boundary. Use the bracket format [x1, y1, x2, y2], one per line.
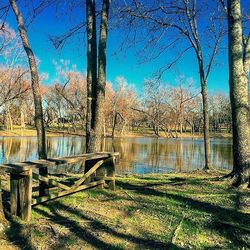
[0, 128, 232, 139]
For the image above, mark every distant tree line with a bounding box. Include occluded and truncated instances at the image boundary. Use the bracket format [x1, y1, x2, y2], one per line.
[0, 54, 232, 138]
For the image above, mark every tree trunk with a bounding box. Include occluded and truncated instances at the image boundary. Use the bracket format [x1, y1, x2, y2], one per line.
[103, 118, 106, 138]
[86, 0, 97, 153]
[179, 106, 183, 134]
[88, 0, 110, 152]
[228, 0, 250, 187]
[112, 112, 117, 138]
[197, 52, 212, 170]
[6, 108, 13, 131]
[201, 83, 212, 170]
[20, 102, 25, 130]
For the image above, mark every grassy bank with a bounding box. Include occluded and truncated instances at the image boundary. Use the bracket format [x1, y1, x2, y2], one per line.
[0, 171, 249, 249]
[0, 127, 71, 137]
[0, 126, 232, 139]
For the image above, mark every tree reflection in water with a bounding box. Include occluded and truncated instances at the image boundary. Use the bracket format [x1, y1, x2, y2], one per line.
[0, 137, 232, 174]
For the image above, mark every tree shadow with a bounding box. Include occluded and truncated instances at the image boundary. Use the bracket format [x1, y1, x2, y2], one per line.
[5, 221, 35, 250]
[34, 205, 119, 249]
[2, 175, 249, 249]
[116, 180, 250, 247]
[34, 200, 168, 249]
[232, 191, 249, 211]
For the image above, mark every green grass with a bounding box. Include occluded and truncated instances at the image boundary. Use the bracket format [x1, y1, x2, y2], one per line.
[1, 171, 249, 249]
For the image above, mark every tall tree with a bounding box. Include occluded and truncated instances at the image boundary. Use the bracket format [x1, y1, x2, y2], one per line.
[227, 0, 250, 187]
[86, 0, 111, 153]
[9, 0, 48, 194]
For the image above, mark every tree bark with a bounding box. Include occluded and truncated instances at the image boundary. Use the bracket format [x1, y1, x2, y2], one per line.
[201, 82, 211, 170]
[92, 0, 110, 152]
[86, 0, 97, 153]
[228, 0, 250, 187]
[9, 0, 47, 160]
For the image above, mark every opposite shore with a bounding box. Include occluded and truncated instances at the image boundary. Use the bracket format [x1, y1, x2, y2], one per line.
[0, 126, 232, 139]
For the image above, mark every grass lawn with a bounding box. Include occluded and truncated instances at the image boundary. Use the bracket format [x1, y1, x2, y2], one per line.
[0, 171, 249, 249]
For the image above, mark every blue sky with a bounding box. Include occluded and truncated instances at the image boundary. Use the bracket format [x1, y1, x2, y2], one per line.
[5, 0, 246, 95]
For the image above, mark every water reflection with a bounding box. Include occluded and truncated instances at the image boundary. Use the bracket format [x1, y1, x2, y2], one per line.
[0, 136, 233, 174]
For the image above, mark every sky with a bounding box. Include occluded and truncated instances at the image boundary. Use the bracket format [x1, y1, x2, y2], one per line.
[3, 0, 249, 95]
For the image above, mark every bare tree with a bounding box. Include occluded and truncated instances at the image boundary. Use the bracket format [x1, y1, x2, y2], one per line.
[105, 77, 138, 137]
[168, 77, 200, 136]
[132, 79, 171, 137]
[209, 93, 231, 134]
[117, 0, 224, 169]
[0, 24, 30, 109]
[9, 0, 48, 195]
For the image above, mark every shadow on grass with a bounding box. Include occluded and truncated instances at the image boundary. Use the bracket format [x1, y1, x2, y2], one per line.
[2, 188, 35, 249]
[34, 201, 168, 249]
[5, 222, 35, 250]
[116, 180, 250, 247]
[2, 175, 249, 249]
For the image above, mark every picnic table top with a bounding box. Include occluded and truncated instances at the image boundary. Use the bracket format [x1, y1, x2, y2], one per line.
[0, 152, 119, 173]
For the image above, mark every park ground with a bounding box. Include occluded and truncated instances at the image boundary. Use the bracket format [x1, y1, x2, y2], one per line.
[0, 126, 232, 139]
[0, 171, 249, 249]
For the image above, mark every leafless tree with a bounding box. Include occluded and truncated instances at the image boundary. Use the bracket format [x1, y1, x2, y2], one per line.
[116, 0, 225, 169]
[9, 0, 48, 195]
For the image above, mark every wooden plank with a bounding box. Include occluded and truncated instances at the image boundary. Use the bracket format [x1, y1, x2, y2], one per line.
[39, 167, 49, 196]
[106, 156, 116, 191]
[19, 169, 32, 221]
[84, 158, 100, 184]
[32, 180, 105, 205]
[96, 165, 106, 189]
[95, 176, 115, 181]
[10, 174, 19, 217]
[70, 160, 105, 190]
[2, 164, 32, 173]
[32, 173, 70, 191]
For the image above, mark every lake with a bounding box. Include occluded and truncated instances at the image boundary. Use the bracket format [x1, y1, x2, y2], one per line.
[0, 136, 233, 174]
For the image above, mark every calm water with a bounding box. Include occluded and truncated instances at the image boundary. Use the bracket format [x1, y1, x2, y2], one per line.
[0, 136, 233, 174]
